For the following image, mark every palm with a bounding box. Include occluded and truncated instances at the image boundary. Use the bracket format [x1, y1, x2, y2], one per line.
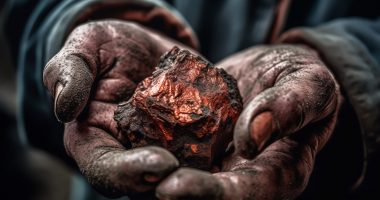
[44, 20, 193, 197]
[72, 22, 163, 146]
[156, 45, 342, 200]
[44, 20, 342, 200]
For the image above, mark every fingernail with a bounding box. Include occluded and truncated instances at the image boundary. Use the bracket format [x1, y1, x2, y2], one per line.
[54, 83, 64, 121]
[54, 83, 64, 104]
[225, 141, 234, 154]
[144, 173, 160, 183]
[250, 112, 274, 152]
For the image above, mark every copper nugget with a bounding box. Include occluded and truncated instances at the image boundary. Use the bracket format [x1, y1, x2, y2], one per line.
[114, 46, 242, 170]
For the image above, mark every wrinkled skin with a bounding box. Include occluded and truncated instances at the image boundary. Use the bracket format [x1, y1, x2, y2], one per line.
[43, 20, 193, 197]
[156, 45, 342, 200]
[43, 20, 341, 199]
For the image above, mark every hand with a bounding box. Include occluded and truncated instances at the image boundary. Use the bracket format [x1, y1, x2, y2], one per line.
[43, 20, 193, 197]
[155, 45, 342, 199]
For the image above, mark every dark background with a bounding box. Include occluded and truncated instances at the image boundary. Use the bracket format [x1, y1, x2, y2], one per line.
[0, 0, 378, 199]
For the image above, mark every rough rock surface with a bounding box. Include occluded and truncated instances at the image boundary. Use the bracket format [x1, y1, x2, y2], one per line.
[114, 46, 242, 170]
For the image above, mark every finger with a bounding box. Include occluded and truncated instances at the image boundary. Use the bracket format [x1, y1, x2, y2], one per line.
[234, 57, 339, 158]
[43, 21, 158, 122]
[64, 122, 179, 197]
[43, 20, 196, 122]
[155, 116, 335, 200]
[215, 115, 337, 200]
[43, 53, 94, 122]
[43, 22, 107, 122]
[156, 168, 223, 200]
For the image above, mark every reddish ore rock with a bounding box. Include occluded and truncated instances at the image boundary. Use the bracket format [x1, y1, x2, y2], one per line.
[114, 46, 242, 170]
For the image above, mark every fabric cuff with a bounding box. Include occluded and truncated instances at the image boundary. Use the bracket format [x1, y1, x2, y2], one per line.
[45, 0, 199, 63]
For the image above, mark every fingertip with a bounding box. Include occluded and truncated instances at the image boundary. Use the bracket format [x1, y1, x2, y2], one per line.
[156, 168, 222, 200]
[250, 112, 275, 151]
[53, 82, 73, 122]
[50, 55, 94, 123]
[234, 111, 277, 159]
[54, 99, 84, 123]
[139, 146, 179, 182]
[145, 146, 179, 168]
[54, 79, 92, 123]
[233, 110, 258, 159]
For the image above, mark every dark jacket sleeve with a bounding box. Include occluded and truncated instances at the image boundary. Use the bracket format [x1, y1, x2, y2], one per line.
[278, 17, 380, 198]
[17, 0, 198, 163]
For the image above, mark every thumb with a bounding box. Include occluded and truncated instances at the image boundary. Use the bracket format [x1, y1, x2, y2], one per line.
[234, 64, 339, 159]
[43, 53, 94, 122]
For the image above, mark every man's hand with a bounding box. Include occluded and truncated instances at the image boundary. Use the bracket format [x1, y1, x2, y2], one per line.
[155, 45, 342, 200]
[43, 20, 192, 197]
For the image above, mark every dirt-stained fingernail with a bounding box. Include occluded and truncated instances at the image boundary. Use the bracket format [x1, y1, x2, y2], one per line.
[250, 112, 275, 152]
[54, 82, 64, 120]
[144, 173, 160, 183]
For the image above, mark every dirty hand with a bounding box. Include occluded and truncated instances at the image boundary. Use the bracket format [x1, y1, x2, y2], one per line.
[156, 45, 342, 200]
[43, 20, 191, 197]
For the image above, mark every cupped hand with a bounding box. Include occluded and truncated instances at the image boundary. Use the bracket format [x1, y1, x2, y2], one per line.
[43, 20, 193, 197]
[155, 45, 342, 200]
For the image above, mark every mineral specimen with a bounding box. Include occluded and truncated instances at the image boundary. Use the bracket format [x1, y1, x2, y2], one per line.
[114, 46, 242, 170]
